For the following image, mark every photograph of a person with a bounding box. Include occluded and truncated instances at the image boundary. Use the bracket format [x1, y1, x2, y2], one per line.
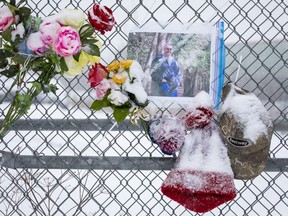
[127, 31, 211, 98]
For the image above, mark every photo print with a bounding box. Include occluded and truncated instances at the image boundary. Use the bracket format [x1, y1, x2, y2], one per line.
[127, 32, 211, 97]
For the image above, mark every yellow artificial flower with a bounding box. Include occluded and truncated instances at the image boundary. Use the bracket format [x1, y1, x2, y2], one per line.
[63, 49, 102, 77]
[64, 56, 84, 77]
[112, 72, 126, 84]
[79, 51, 101, 66]
[120, 59, 133, 69]
[107, 61, 120, 72]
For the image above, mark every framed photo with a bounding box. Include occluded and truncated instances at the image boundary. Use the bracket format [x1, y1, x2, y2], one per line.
[127, 22, 224, 109]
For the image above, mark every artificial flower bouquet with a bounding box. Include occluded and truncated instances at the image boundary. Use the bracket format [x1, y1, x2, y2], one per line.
[89, 60, 149, 123]
[0, 0, 116, 139]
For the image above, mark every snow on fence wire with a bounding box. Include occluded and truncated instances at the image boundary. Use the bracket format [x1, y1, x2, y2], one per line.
[0, 0, 288, 215]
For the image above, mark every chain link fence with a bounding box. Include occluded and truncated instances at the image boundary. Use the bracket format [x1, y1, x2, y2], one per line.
[1, 0, 288, 215]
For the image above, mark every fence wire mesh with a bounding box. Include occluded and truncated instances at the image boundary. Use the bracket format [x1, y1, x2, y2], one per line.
[0, 0, 288, 215]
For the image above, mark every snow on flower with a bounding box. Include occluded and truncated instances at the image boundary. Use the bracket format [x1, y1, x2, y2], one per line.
[0, 6, 14, 31]
[112, 72, 127, 84]
[90, 60, 149, 123]
[88, 3, 116, 34]
[108, 89, 129, 106]
[0, 2, 115, 139]
[122, 81, 148, 105]
[54, 26, 81, 57]
[39, 21, 62, 45]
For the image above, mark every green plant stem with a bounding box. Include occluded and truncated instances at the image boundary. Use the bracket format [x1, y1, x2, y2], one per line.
[0, 65, 55, 140]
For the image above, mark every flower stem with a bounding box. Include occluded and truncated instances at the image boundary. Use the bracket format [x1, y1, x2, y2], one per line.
[0, 64, 55, 140]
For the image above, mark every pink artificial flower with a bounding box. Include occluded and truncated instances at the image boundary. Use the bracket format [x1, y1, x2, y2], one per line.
[88, 3, 116, 35]
[40, 20, 61, 46]
[95, 78, 110, 100]
[0, 6, 14, 31]
[27, 32, 49, 55]
[88, 63, 109, 88]
[54, 26, 81, 57]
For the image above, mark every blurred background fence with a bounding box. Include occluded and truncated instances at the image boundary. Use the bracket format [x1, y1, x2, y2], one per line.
[0, 0, 287, 215]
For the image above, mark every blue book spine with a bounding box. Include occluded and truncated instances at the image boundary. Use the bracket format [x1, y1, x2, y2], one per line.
[215, 21, 225, 110]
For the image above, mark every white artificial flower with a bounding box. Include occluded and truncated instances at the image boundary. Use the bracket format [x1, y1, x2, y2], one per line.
[108, 89, 129, 106]
[56, 9, 86, 30]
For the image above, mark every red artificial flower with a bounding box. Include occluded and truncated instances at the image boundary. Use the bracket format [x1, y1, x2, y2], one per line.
[88, 4, 116, 35]
[88, 63, 109, 88]
[184, 106, 215, 129]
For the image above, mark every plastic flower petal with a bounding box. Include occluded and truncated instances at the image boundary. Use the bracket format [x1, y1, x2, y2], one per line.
[0, 6, 14, 31]
[80, 51, 101, 66]
[107, 61, 120, 72]
[88, 63, 109, 88]
[27, 32, 49, 55]
[54, 26, 81, 57]
[40, 20, 61, 46]
[120, 60, 133, 69]
[95, 78, 111, 100]
[88, 4, 116, 34]
[64, 56, 83, 77]
[57, 9, 86, 30]
[112, 72, 127, 84]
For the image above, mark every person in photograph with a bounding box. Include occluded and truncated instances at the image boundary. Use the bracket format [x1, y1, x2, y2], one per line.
[150, 43, 181, 97]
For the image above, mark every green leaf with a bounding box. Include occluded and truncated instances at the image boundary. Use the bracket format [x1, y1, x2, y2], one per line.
[12, 54, 26, 65]
[15, 93, 32, 115]
[81, 38, 99, 45]
[31, 81, 42, 92]
[90, 95, 110, 111]
[60, 57, 68, 72]
[5, 49, 14, 57]
[113, 106, 130, 123]
[0, 58, 8, 68]
[83, 43, 100, 56]
[0, 65, 19, 78]
[42, 84, 58, 94]
[2, 29, 12, 42]
[79, 24, 95, 38]
[73, 51, 81, 62]
[18, 7, 31, 21]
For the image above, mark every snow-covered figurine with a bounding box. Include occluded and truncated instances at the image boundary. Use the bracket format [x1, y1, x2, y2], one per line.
[218, 83, 273, 179]
[148, 114, 186, 155]
[161, 91, 236, 213]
